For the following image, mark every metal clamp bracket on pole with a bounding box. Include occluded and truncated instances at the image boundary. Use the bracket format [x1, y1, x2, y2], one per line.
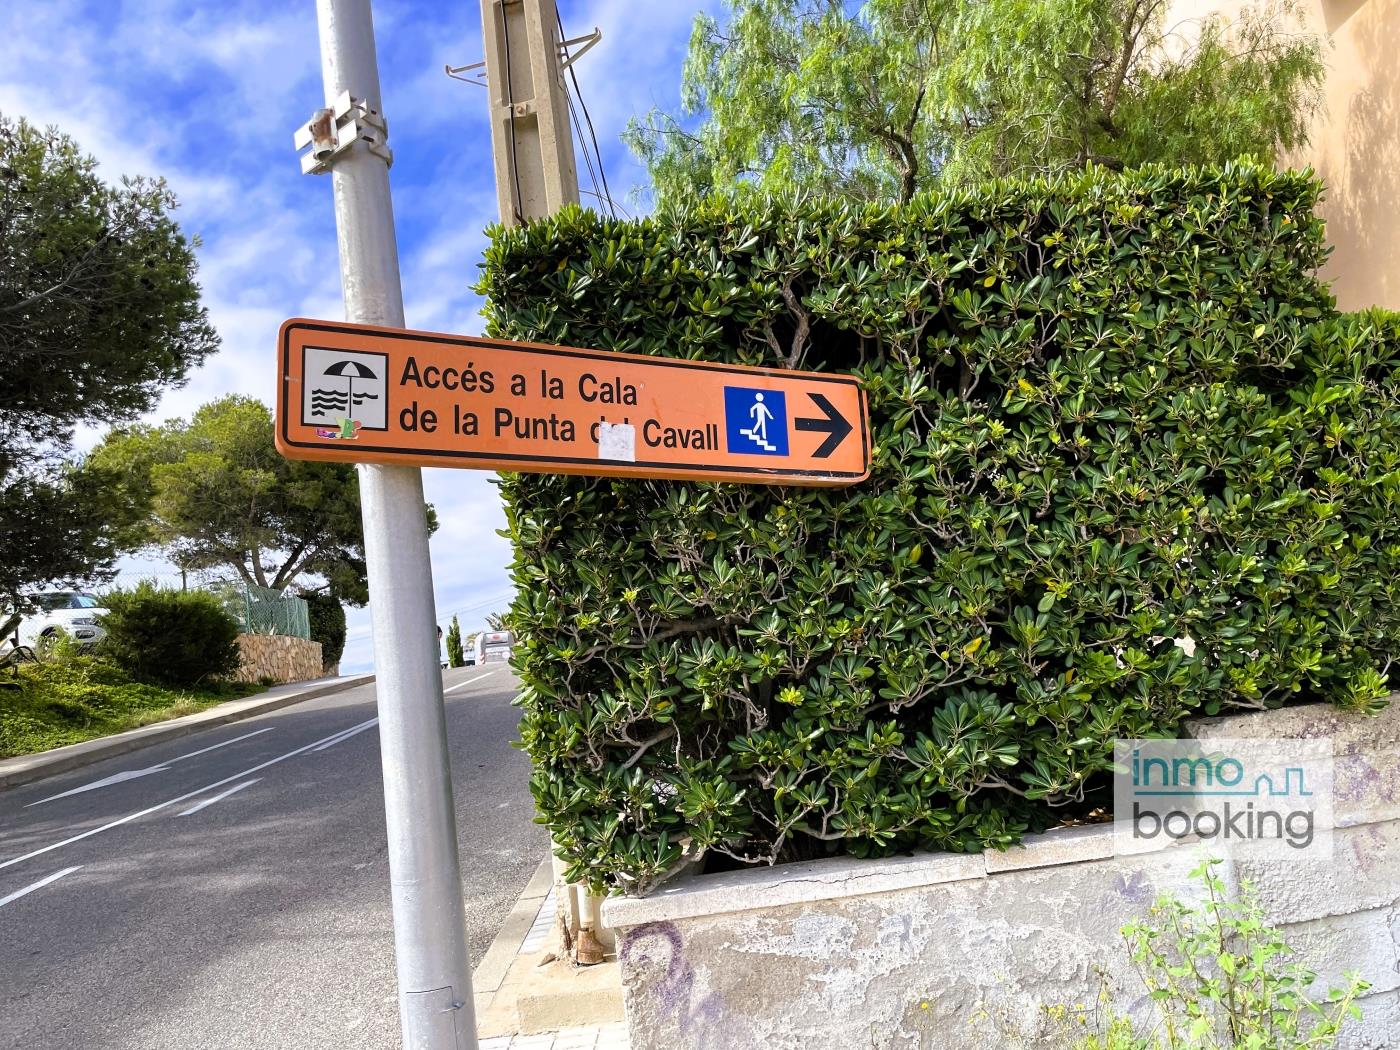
[293, 89, 393, 175]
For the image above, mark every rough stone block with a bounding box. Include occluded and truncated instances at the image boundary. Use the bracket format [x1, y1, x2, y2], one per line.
[602, 850, 985, 930]
[1283, 906, 1400, 998]
[1236, 821, 1400, 926]
[1341, 989, 1400, 1050]
[1189, 701, 1400, 827]
[232, 633, 323, 685]
[1187, 698, 1400, 751]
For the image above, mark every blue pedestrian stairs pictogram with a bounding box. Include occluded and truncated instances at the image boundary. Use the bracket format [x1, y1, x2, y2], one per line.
[724, 387, 789, 456]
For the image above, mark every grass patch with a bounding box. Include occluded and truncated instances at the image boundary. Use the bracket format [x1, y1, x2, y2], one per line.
[0, 655, 264, 759]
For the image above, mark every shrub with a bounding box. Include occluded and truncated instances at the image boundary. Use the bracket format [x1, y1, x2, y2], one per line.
[100, 582, 241, 686]
[304, 592, 347, 672]
[479, 163, 1399, 893]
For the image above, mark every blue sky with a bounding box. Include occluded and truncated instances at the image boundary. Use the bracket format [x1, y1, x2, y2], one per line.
[3, 0, 718, 672]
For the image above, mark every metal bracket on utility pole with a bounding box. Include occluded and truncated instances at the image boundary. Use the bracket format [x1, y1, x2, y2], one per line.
[293, 89, 393, 174]
[445, 28, 594, 88]
[558, 28, 600, 70]
[445, 59, 489, 86]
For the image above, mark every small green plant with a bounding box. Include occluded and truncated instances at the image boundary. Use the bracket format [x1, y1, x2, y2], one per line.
[1070, 860, 1368, 1049]
[446, 616, 465, 668]
[100, 582, 242, 687]
[34, 630, 87, 666]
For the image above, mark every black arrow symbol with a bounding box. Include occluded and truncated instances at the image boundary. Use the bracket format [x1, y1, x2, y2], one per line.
[794, 392, 853, 458]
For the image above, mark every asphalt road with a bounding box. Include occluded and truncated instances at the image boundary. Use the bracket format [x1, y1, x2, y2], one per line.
[0, 664, 546, 1050]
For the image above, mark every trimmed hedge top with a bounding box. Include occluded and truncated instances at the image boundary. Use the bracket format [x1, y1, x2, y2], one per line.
[479, 163, 1399, 894]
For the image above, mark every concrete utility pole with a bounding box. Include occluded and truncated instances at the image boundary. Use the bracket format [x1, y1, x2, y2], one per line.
[480, 0, 580, 224]
[477, 0, 608, 965]
[299, 1, 477, 1047]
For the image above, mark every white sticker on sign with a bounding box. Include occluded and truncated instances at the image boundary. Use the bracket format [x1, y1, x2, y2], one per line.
[598, 422, 636, 462]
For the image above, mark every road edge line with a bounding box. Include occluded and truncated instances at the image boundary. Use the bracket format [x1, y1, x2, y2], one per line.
[0, 673, 376, 791]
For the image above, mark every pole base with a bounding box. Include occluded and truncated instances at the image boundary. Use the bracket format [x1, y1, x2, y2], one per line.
[573, 924, 606, 966]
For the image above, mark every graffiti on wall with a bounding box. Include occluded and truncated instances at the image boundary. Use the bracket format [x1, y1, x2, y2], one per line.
[621, 921, 748, 1048]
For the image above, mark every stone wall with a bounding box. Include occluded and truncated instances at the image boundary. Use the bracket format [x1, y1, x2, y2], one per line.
[602, 701, 1400, 1050]
[232, 633, 323, 685]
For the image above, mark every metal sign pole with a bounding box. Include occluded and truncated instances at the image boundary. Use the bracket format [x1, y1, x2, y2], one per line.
[302, 1, 476, 1047]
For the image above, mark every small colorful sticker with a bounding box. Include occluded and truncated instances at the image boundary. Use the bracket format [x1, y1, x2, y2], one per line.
[315, 417, 362, 440]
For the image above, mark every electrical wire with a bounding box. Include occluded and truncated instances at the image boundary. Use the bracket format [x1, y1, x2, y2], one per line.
[556, 20, 606, 214]
[568, 89, 607, 214]
[557, 10, 618, 218]
[499, 4, 526, 224]
[580, 188, 631, 218]
[440, 591, 515, 624]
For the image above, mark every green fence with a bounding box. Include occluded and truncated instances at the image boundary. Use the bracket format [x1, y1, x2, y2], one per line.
[213, 583, 311, 639]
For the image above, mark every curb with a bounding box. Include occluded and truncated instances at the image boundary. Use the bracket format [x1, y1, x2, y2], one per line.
[0, 672, 376, 790]
[473, 856, 628, 1039]
[474, 855, 555, 999]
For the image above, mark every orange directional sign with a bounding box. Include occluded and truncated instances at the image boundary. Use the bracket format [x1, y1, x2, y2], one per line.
[276, 319, 870, 486]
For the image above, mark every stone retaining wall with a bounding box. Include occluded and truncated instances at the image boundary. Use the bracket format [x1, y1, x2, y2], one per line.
[602, 701, 1400, 1049]
[232, 633, 323, 685]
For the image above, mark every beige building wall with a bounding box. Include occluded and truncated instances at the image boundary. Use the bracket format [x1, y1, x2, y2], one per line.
[1171, 0, 1400, 310]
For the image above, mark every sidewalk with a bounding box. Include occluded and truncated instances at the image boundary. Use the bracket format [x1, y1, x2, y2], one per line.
[0, 671, 375, 789]
[474, 858, 629, 1050]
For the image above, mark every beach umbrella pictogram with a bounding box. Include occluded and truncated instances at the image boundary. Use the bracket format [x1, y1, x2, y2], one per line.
[321, 358, 378, 415]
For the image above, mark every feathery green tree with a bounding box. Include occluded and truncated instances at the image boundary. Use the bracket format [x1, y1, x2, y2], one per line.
[625, 0, 1325, 205]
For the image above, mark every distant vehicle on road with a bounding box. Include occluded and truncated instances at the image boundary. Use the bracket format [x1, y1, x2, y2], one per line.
[11, 591, 109, 650]
[472, 630, 514, 665]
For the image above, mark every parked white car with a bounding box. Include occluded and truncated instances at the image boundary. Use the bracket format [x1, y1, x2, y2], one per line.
[11, 591, 109, 649]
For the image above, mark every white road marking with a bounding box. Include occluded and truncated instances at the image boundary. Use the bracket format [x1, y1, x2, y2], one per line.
[168, 727, 275, 764]
[28, 767, 170, 807]
[0, 866, 82, 908]
[0, 718, 388, 873]
[443, 673, 493, 695]
[177, 779, 260, 817]
[309, 718, 379, 752]
[25, 726, 277, 808]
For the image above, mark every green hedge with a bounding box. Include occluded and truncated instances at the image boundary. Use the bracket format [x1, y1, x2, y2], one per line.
[479, 163, 1400, 894]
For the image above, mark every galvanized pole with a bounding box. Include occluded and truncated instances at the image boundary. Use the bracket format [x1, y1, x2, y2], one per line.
[306, 1, 476, 1047]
